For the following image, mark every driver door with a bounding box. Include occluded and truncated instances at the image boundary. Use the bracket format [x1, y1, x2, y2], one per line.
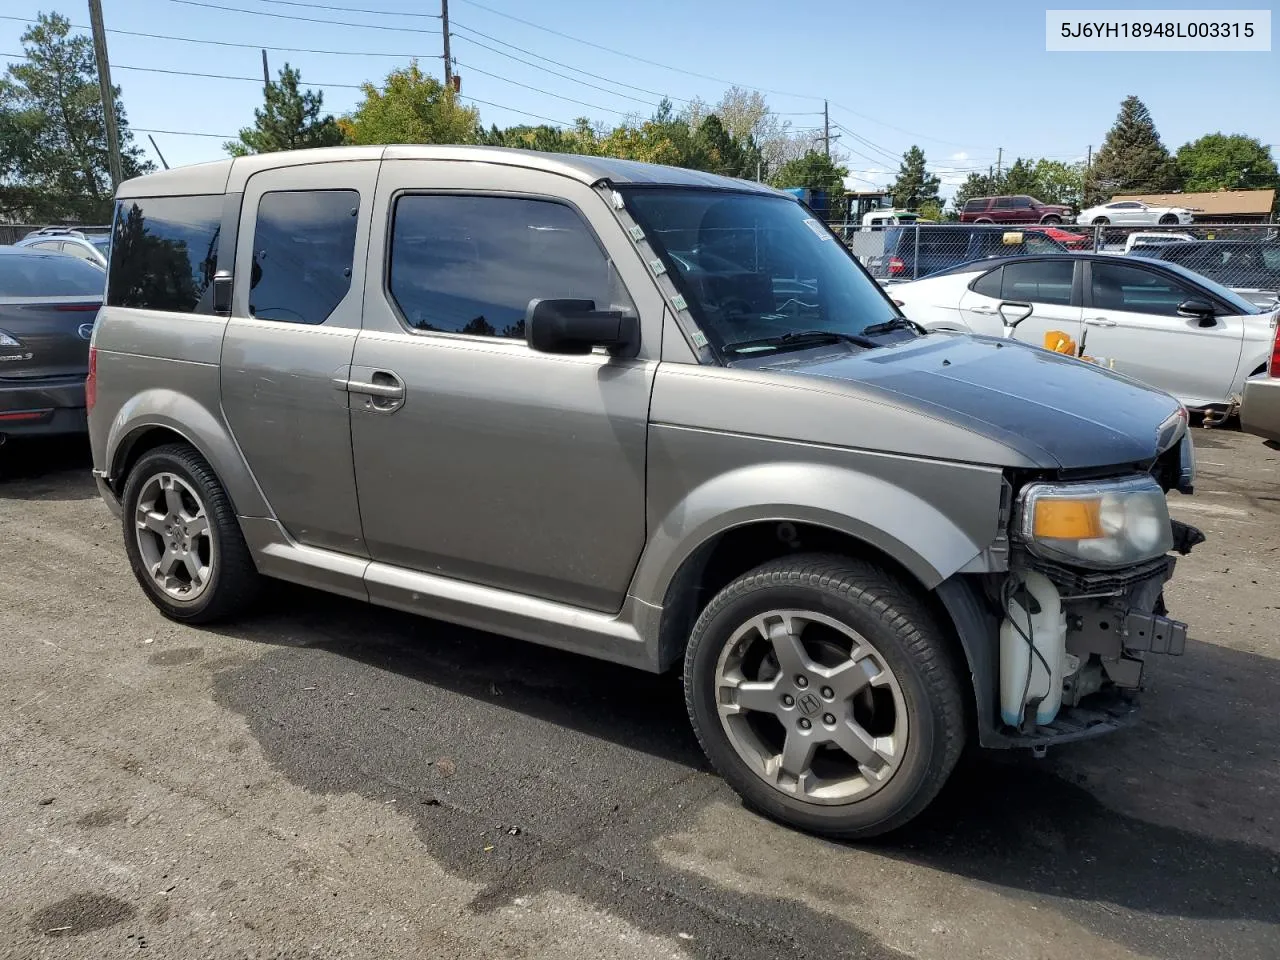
[958, 259, 1083, 347]
[1077, 259, 1243, 406]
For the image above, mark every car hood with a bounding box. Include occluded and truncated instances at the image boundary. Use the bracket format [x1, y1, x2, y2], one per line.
[765, 334, 1184, 469]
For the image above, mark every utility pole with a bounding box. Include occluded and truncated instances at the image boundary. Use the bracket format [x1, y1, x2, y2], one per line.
[995, 146, 1002, 182]
[441, 0, 452, 86]
[817, 100, 840, 159]
[261, 49, 270, 90]
[87, 0, 123, 191]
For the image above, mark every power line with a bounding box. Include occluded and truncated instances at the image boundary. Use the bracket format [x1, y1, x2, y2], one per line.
[233, 0, 439, 16]
[137, 126, 239, 139]
[453, 60, 634, 116]
[452, 1, 817, 101]
[0, 15, 439, 59]
[450, 24, 688, 104]
[166, 0, 441, 34]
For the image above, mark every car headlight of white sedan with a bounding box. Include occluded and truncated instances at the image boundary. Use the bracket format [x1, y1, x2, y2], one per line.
[1014, 475, 1173, 568]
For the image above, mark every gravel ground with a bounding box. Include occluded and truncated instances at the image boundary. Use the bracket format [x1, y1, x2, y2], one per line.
[1, 429, 1277, 960]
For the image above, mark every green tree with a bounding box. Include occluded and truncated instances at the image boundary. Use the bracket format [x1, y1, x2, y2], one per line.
[692, 114, 760, 178]
[0, 12, 151, 222]
[770, 150, 850, 217]
[1088, 95, 1176, 203]
[1029, 159, 1085, 207]
[1175, 133, 1279, 192]
[952, 171, 1000, 211]
[225, 63, 344, 156]
[343, 61, 481, 146]
[885, 145, 941, 210]
[1000, 157, 1039, 196]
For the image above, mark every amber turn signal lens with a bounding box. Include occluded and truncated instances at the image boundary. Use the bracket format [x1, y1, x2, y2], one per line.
[1032, 498, 1104, 540]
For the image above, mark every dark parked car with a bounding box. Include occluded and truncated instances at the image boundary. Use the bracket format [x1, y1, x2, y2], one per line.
[1149, 240, 1280, 308]
[0, 246, 104, 442]
[878, 224, 1067, 280]
[959, 195, 1074, 224]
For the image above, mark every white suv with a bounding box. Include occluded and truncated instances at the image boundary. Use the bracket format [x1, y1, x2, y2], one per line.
[15, 228, 110, 268]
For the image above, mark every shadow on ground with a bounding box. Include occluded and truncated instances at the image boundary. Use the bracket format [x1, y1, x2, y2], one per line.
[0, 436, 95, 500]
[207, 582, 1280, 959]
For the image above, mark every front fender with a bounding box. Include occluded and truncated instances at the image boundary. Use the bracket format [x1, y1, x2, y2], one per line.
[629, 460, 1001, 608]
[104, 386, 272, 519]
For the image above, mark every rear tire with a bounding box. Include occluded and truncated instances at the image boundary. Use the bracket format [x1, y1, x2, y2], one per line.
[975, 217, 994, 224]
[120, 443, 261, 624]
[683, 553, 967, 840]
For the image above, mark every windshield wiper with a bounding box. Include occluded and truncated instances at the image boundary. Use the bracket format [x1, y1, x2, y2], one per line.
[721, 329, 879, 355]
[861, 316, 922, 336]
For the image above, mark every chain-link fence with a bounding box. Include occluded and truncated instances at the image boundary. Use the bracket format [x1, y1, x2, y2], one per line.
[836, 220, 1279, 307]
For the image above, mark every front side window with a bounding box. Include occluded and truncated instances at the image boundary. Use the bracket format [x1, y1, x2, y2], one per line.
[107, 194, 222, 313]
[1091, 262, 1189, 316]
[622, 188, 906, 355]
[1000, 260, 1074, 305]
[388, 194, 627, 339]
[249, 190, 358, 325]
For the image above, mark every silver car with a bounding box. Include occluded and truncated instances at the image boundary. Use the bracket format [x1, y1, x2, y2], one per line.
[88, 146, 1203, 839]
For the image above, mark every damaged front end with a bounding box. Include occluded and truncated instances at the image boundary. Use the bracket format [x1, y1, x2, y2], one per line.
[961, 422, 1205, 752]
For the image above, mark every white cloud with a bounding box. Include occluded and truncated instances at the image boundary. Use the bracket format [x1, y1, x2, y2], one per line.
[950, 151, 969, 162]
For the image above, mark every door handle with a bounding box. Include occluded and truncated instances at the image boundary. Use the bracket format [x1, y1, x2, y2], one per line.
[346, 379, 404, 399]
[969, 305, 998, 315]
[1084, 317, 1117, 327]
[339, 370, 406, 412]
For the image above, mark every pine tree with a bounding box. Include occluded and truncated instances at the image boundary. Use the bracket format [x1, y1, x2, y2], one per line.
[225, 64, 345, 156]
[886, 146, 941, 210]
[1087, 96, 1176, 203]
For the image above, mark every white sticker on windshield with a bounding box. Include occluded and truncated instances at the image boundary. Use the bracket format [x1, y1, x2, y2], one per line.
[803, 217, 832, 240]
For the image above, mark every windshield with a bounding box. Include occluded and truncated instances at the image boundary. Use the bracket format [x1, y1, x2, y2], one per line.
[621, 188, 908, 356]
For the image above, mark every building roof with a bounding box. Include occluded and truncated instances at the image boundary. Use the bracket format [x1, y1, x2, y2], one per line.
[115, 145, 786, 199]
[1112, 189, 1275, 216]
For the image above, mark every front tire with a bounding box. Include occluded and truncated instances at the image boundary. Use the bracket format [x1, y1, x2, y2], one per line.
[120, 443, 261, 624]
[1158, 214, 1179, 226]
[1092, 216, 1110, 226]
[1040, 215, 1062, 225]
[683, 554, 966, 839]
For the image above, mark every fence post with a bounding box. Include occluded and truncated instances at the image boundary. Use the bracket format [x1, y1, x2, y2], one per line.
[912, 224, 921, 280]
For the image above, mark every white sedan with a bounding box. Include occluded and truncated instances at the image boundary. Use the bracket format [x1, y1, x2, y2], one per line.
[889, 252, 1277, 414]
[1076, 200, 1195, 226]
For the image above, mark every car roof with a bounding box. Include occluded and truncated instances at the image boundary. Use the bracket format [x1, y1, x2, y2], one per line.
[0, 245, 72, 258]
[925, 252, 1155, 278]
[115, 144, 790, 199]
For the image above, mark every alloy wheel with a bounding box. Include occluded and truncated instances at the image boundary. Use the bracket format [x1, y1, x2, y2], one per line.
[714, 609, 908, 805]
[134, 472, 214, 601]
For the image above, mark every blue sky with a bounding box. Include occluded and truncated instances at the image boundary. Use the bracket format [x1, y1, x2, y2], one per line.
[1, 0, 1276, 197]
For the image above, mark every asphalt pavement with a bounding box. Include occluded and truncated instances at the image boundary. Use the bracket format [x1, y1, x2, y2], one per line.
[1, 429, 1277, 960]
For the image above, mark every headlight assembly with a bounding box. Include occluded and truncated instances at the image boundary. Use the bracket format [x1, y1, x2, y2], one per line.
[1016, 475, 1173, 568]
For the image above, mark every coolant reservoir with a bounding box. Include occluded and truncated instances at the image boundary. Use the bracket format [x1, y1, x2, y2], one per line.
[1000, 571, 1069, 728]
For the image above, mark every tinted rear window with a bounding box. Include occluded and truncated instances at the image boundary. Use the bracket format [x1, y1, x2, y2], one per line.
[0, 253, 106, 298]
[108, 195, 222, 313]
[249, 190, 358, 325]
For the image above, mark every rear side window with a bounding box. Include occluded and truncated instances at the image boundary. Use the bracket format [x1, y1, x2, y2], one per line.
[994, 197, 1018, 209]
[1001, 260, 1074, 305]
[963, 199, 986, 212]
[108, 195, 222, 313]
[0, 253, 106, 297]
[970, 266, 1003, 298]
[388, 194, 624, 339]
[249, 190, 359, 325]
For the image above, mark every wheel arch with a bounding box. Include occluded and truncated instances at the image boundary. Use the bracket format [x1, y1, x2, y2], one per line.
[104, 389, 270, 519]
[637, 462, 996, 667]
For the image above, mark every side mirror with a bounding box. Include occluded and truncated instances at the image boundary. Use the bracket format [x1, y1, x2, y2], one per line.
[998, 301, 1034, 330]
[212, 272, 233, 317]
[1177, 298, 1217, 326]
[525, 298, 638, 357]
